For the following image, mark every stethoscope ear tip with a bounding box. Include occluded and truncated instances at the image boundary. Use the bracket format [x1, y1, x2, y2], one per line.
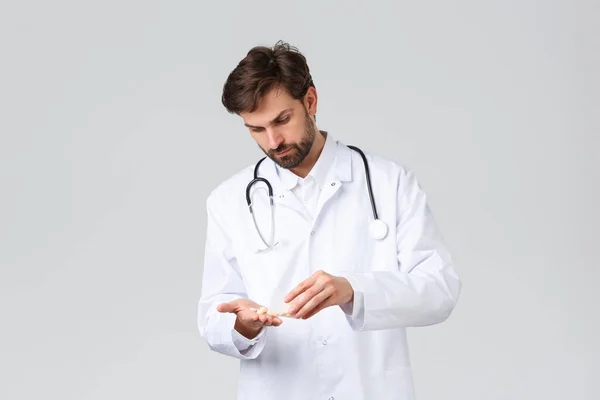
[369, 219, 388, 240]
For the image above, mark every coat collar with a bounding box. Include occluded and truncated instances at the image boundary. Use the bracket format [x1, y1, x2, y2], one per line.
[259, 131, 353, 196]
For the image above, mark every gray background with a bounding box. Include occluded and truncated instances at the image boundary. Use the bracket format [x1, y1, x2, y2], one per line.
[1, 0, 598, 399]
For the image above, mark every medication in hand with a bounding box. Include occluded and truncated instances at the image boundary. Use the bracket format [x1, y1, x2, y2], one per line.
[250, 306, 292, 318]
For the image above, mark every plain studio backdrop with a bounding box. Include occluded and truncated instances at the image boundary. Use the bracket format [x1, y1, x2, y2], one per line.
[1, 1, 598, 399]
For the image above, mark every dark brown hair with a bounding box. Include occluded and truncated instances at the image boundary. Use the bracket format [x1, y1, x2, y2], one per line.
[221, 40, 315, 114]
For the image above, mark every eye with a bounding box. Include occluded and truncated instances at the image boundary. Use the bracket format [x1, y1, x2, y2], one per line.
[277, 116, 290, 124]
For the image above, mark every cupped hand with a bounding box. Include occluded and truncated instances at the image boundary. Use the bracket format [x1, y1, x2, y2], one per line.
[217, 298, 282, 339]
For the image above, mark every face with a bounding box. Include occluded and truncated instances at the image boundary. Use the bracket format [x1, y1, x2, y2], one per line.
[240, 86, 318, 169]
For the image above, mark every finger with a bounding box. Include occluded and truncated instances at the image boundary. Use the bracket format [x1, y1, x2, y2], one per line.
[284, 273, 318, 303]
[261, 314, 279, 326]
[302, 297, 333, 319]
[294, 286, 334, 319]
[288, 280, 328, 315]
[246, 312, 281, 327]
[217, 300, 239, 313]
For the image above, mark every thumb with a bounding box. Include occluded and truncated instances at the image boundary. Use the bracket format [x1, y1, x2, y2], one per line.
[216, 300, 240, 313]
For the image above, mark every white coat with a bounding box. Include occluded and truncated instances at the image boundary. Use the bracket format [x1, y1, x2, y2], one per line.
[197, 133, 461, 400]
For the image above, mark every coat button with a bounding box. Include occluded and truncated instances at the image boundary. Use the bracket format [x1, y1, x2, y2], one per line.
[310, 231, 315, 235]
[330, 182, 336, 186]
[322, 339, 327, 345]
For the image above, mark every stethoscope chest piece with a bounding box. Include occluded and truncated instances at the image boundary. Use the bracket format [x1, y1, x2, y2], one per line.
[369, 219, 388, 240]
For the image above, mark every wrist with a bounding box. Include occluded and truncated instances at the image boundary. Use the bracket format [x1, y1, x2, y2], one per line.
[340, 277, 354, 305]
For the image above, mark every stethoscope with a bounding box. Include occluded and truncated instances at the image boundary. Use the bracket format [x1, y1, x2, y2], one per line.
[245, 145, 388, 253]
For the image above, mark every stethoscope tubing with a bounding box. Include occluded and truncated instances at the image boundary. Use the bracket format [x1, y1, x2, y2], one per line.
[245, 145, 385, 250]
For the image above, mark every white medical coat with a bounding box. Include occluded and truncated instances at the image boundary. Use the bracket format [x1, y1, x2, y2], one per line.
[198, 135, 461, 400]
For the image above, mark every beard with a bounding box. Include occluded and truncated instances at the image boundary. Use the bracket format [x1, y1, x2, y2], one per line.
[261, 110, 317, 169]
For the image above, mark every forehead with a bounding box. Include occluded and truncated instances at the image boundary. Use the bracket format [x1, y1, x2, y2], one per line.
[241, 87, 299, 125]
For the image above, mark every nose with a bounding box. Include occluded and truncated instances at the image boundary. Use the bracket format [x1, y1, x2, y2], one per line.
[266, 128, 284, 150]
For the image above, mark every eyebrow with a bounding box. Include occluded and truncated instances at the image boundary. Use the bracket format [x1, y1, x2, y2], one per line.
[244, 108, 293, 129]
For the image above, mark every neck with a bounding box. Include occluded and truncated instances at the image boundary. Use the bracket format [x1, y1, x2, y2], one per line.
[290, 130, 326, 178]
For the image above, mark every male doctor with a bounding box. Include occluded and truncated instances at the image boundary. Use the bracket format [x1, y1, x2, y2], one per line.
[197, 41, 461, 400]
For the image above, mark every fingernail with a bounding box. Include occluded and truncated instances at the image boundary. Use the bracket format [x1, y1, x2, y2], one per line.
[288, 307, 295, 314]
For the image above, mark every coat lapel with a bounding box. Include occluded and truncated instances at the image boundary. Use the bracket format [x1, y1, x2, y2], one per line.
[313, 141, 354, 224]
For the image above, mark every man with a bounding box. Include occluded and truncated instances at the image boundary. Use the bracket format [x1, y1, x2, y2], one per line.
[197, 41, 461, 400]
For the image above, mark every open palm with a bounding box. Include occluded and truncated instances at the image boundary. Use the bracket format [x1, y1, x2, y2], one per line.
[217, 298, 282, 338]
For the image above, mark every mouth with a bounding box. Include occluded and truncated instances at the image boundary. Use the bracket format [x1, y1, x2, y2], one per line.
[276, 148, 291, 156]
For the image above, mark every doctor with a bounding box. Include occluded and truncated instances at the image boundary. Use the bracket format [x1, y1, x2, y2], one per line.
[197, 41, 461, 400]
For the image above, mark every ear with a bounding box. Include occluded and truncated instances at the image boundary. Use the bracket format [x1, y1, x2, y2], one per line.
[303, 86, 318, 117]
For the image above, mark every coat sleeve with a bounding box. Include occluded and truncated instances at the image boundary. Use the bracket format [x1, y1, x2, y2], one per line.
[339, 167, 462, 331]
[197, 192, 267, 359]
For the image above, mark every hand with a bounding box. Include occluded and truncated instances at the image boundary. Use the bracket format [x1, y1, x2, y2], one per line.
[217, 298, 282, 339]
[284, 270, 354, 320]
